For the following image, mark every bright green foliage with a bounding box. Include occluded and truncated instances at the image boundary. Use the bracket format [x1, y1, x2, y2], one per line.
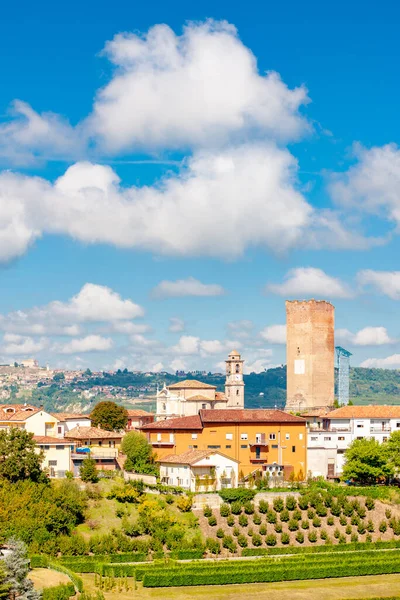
[253, 513, 261, 525]
[339, 515, 347, 526]
[208, 515, 217, 527]
[231, 501, 242, 515]
[252, 534, 262, 546]
[42, 582, 75, 600]
[379, 520, 387, 533]
[280, 509, 290, 522]
[80, 457, 99, 483]
[258, 500, 269, 514]
[219, 489, 256, 503]
[320, 529, 328, 540]
[367, 519, 374, 532]
[238, 514, 248, 527]
[0, 562, 10, 600]
[121, 431, 157, 475]
[205, 538, 220, 554]
[216, 528, 224, 538]
[365, 496, 375, 510]
[301, 519, 309, 530]
[265, 534, 277, 546]
[243, 501, 255, 515]
[288, 519, 298, 531]
[273, 497, 284, 512]
[274, 522, 282, 533]
[292, 509, 302, 521]
[91, 401, 128, 432]
[237, 534, 247, 548]
[312, 516, 321, 528]
[285, 495, 297, 510]
[345, 525, 352, 535]
[203, 505, 212, 517]
[0, 428, 45, 483]
[295, 531, 304, 544]
[266, 510, 277, 524]
[386, 431, 400, 472]
[227, 515, 235, 527]
[281, 532, 290, 545]
[308, 530, 317, 543]
[220, 503, 230, 517]
[176, 496, 192, 512]
[327, 516, 334, 526]
[342, 438, 394, 484]
[222, 535, 236, 553]
[259, 524, 267, 535]
[232, 527, 240, 537]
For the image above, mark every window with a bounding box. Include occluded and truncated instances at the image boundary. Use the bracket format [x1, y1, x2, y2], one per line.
[48, 460, 57, 466]
[56, 445, 64, 450]
[241, 433, 248, 440]
[44, 445, 50, 450]
[57, 426, 63, 434]
[337, 449, 345, 454]
[285, 433, 290, 440]
[310, 436, 317, 441]
[98, 441, 102, 447]
[338, 436, 345, 441]
[356, 424, 364, 428]
[272, 444, 278, 449]
[226, 445, 231, 449]
[299, 433, 303, 440]
[240, 444, 247, 449]
[235, 364, 240, 373]
[269, 433, 276, 440]
[162, 403, 166, 411]
[324, 437, 331, 441]
[255, 447, 261, 459]
[170, 468, 174, 473]
[236, 390, 239, 396]
[169, 433, 174, 442]
[383, 437, 388, 442]
[193, 445, 198, 449]
[357, 436, 363, 440]
[292, 446, 296, 453]
[207, 445, 221, 449]
[226, 433, 233, 440]
[397, 423, 400, 428]
[191, 433, 198, 439]
[202, 404, 207, 409]
[157, 433, 162, 442]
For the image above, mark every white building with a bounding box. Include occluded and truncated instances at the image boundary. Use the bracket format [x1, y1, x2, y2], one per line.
[158, 449, 239, 492]
[52, 413, 92, 437]
[306, 405, 400, 479]
[156, 350, 245, 420]
[33, 436, 72, 478]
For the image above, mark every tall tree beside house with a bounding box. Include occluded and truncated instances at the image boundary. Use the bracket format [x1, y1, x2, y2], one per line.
[121, 431, 158, 476]
[80, 457, 99, 483]
[90, 401, 128, 432]
[3, 537, 40, 600]
[385, 430, 400, 472]
[0, 429, 45, 483]
[342, 438, 394, 485]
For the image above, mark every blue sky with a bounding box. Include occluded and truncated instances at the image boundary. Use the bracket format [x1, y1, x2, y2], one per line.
[1, 0, 400, 372]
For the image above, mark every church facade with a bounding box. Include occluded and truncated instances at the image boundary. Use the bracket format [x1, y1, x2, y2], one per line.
[156, 350, 245, 420]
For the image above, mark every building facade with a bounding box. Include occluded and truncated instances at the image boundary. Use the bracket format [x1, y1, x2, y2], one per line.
[286, 300, 335, 412]
[306, 405, 400, 479]
[141, 409, 307, 479]
[65, 426, 124, 475]
[126, 409, 155, 430]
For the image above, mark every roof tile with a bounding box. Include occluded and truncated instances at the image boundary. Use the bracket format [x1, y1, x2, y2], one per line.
[327, 405, 400, 419]
[65, 426, 124, 439]
[168, 380, 216, 390]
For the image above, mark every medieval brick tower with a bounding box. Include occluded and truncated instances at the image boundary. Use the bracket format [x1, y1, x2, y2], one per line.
[285, 300, 335, 411]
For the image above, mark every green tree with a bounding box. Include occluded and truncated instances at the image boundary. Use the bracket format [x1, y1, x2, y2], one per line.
[80, 457, 99, 483]
[53, 372, 65, 382]
[342, 438, 393, 484]
[84, 368, 92, 376]
[121, 431, 158, 475]
[386, 430, 400, 473]
[90, 401, 128, 431]
[0, 429, 45, 483]
[0, 562, 11, 600]
[4, 537, 40, 600]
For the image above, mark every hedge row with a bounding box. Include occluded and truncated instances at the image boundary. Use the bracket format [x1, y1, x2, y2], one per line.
[241, 539, 400, 556]
[30, 555, 49, 568]
[58, 552, 148, 565]
[48, 561, 84, 593]
[142, 556, 400, 587]
[42, 582, 75, 600]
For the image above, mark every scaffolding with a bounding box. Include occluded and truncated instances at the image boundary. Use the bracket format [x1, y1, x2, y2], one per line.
[335, 346, 352, 406]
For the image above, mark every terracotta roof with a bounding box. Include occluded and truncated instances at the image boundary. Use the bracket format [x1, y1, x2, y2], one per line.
[0, 405, 40, 422]
[186, 395, 214, 402]
[65, 426, 124, 440]
[126, 409, 153, 417]
[215, 392, 228, 401]
[326, 405, 400, 419]
[33, 436, 68, 445]
[199, 409, 305, 423]
[159, 449, 238, 465]
[140, 415, 203, 430]
[301, 408, 332, 418]
[52, 413, 91, 421]
[168, 380, 216, 390]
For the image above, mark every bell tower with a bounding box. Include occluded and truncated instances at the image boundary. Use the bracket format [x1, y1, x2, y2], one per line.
[225, 350, 245, 409]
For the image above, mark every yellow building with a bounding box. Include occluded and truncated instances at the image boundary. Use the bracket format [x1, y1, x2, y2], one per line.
[140, 409, 306, 480]
[65, 426, 124, 475]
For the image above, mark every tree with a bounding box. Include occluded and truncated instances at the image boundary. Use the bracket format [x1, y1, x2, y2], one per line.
[84, 368, 92, 376]
[4, 537, 40, 600]
[0, 562, 11, 600]
[91, 401, 128, 431]
[53, 372, 65, 382]
[342, 438, 393, 485]
[80, 457, 99, 483]
[385, 430, 400, 473]
[121, 431, 158, 475]
[0, 429, 45, 483]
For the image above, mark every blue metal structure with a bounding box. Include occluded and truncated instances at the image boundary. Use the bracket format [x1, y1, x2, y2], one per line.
[335, 346, 352, 406]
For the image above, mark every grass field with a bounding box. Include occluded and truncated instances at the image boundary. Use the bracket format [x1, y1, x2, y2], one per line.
[29, 568, 71, 589]
[81, 572, 400, 599]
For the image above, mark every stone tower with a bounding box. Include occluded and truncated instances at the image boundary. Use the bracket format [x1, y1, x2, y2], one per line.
[225, 350, 245, 409]
[285, 300, 334, 411]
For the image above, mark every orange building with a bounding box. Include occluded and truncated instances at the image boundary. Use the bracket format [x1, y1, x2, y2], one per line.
[140, 409, 306, 480]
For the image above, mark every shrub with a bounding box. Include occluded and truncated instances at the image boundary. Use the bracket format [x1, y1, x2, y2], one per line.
[343, 502, 354, 517]
[220, 503, 231, 517]
[295, 531, 304, 544]
[298, 496, 309, 510]
[386, 508, 392, 519]
[266, 534, 277, 546]
[312, 517, 321, 528]
[267, 510, 277, 524]
[258, 500, 269, 514]
[316, 504, 327, 517]
[367, 519, 374, 533]
[365, 497, 375, 510]
[231, 501, 242, 515]
[334, 528, 340, 539]
[288, 519, 299, 531]
[320, 529, 328, 540]
[351, 514, 360, 526]
[206, 538, 220, 555]
[274, 522, 283, 533]
[330, 502, 341, 517]
[165, 494, 174, 505]
[248, 528, 254, 537]
[42, 582, 75, 600]
[239, 514, 248, 527]
[244, 502, 255, 515]
[351, 533, 358, 542]
[203, 505, 212, 518]
[301, 519, 309, 530]
[222, 535, 237, 553]
[345, 525, 352, 535]
[286, 495, 297, 511]
[273, 497, 284, 512]
[327, 516, 334, 526]
[308, 530, 317, 543]
[280, 509, 290, 522]
[338, 534, 347, 544]
[237, 534, 248, 548]
[281, 532, 290, 545]
[379, 521, 387, 533]
[324, 494, 333, 508]
[216, 528, 224, 538]
[208, 515, 217, 527]
[292, 509, 302, 521]
[307, 508, 315, 520]
[339, 515, 347, 526]
[227, 515, 235, 527]
[177, 496, 192, 512]
[219, 489, 256, 503]
[253, 513, 261, 525]
[252, 534, 262, 547]
[366, 534, 373, 543]
[358, 522, 366, 535]
[357, 506, 367, 519]
[259, 524, 267, 535]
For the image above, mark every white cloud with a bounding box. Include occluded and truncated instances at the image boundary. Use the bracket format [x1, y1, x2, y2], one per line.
[337, 326, 396, 346]
[170, 358, 187, 371]
[56, 335, 113, 354]
[152, 277, 225, 299]
[360, 355, 400, 368]
[329, 144, 400, 228]
[130, 334, 161, 348]
[227, 320, 254, 339]
[260, 324, 286, 344]
[110, 321, 150, 334]
[1, 334, 48, 355]
[90, 20, 310, 152]
[169, 317, 185, 332]
[171, 335, 200, 355]
[357, 270, 400, 300]
[265, 267, 353, 299]
[243, 349, 274, 374]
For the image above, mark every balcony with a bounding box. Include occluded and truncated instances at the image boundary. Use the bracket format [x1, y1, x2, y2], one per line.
[250, 457, 267, 463]
[72, 448, 118, 459]
[370, 428, 391, 433]
[249, 440, 269, 448]
[151, 440, 175, 447]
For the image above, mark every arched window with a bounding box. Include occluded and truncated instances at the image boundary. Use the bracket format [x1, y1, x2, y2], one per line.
[235, 364, 240, 373]
[162, 403, 166, 411]
[236, 389, 239, 396]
